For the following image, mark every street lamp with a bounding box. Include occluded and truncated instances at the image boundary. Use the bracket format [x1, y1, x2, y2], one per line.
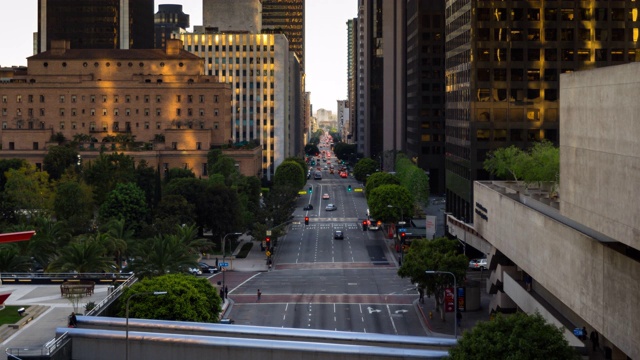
[126, 291, 167, 360]
[425, 270, 458, 338]
[222, 232, 242, 295]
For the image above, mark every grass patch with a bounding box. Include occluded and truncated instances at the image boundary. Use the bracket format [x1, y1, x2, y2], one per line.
[235, 242, 254, 259]
[0, 306, 26, 325]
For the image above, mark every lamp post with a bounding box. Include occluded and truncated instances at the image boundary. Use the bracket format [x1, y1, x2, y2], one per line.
[126, 291, 167, 360]
[425, 270, 457, 338]
[222, 232, 242, 295]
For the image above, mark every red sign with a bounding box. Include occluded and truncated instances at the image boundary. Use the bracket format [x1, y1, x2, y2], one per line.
[444, 287, 455, 312]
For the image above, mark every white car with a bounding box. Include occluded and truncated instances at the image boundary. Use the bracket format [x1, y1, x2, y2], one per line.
[322, 193, 330, 199]
[325, 204, 337, 211]
[468, 258, 488, 270]
[187, 267, 202, 275]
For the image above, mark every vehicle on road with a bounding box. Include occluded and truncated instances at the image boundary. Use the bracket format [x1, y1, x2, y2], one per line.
[334, 230, 344, 240]
[314, 171, 322, 180]
[220, 318, 235, 324]
[468, 258, 488, 270]
[340, 172, 348, 178]
[368, 220, 381, 231]
[325, 204, 337, 211]
[198, 262, 218, 274]
[303, 204, 313, 210]
[187, 267, 202, 275]
[322, 193, 330, 199]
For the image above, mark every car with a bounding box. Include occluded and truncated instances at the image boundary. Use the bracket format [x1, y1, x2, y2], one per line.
[198, 262, 218, 274]
[368, 220, 381, 231]
[322, 193, 330, 199]
[303, 204, 313, 210]
[468, 258, 488, 270]
[220, 318, 235, 324]
[334, 230, 344, 240]
[325, 204, 337, 211]
[340, 172, 348, 178]
[187, 267, 202, 275]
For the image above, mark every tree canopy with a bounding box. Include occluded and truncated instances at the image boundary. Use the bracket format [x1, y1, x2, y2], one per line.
[4, 163, 54, 218]
[395, 153, 430, 205]
[398, 237, 467, 320]
[364, 172, 400, 199]
[304, 143, 320, 156]
[368, 184, 414, 222]
[483, 140, 559, 189]
[447, 312, 578, 360]
[273, 160, 305, 190]
[43, 145, 79, 180]
[353, 158, 378, 182]
[99, 182, 149, 231]
[117, 274, 222, 323]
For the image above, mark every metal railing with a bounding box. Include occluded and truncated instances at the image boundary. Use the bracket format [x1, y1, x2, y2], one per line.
[86, 275, 137, 316]
[6, 331, 71, 358]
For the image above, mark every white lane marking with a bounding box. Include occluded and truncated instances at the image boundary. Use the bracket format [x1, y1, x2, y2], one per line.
[386, 304, 398, 335]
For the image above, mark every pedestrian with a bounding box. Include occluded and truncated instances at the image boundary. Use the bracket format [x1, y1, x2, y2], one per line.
[590, 330, 600, 350]
[68, 312, 77, 327]
[581, 326, 588, 340]
[418, 287, 424, 304]
[456, 311, 462, 328]
[215, 257, 219, 267]
[524, 274, 532, 292]
[224, 286, 229, 299]
[257, 289, 261, 301]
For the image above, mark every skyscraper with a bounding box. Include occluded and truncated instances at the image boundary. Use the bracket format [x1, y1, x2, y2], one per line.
[37, 0, 154, 52]
[444, 0, 640, 221]
[261, 0, 305, 70]
[154, 4, 190, 49]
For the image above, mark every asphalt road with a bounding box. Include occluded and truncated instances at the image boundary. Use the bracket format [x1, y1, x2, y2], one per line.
[226, 144, 429, 336]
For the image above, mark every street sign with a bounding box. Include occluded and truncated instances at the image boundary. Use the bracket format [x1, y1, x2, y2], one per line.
[266, 230, 272, 236]
[298, 190, 307, 195]
[354, 188, 363, 192]
[399, 228, 407, 232]
[265, 251, 271, 257]
[219, 262, 229, 267]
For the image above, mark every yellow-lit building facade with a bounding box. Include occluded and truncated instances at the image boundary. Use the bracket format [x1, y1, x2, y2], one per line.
[181, 31, 299, 179]
[0, 39, 262, 178]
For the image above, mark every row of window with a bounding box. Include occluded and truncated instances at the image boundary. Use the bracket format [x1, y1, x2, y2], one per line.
[477, 48, 636, 62]
[1, 94, 221, 104]
[1, 108, 221, 117]
[476, 7, 636, 22]
[187, 45, 275, 52]
[1, 121, 220, 131]
[477, 27, 637, 42]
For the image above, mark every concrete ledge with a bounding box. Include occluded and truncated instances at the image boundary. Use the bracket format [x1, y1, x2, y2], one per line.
[7, 305, 48, 329]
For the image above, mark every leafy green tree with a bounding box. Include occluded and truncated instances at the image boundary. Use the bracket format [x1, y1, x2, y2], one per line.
[0, 159, 28, 191]
[273, 160, 305, 190]
[398, 237, 467, 320]
[134, 160, 160, 211]
[364, 172, 400, 199]
[285, 157, 307, 175]
[0, 244, 32, 272]
[210, 154, 241, 186]
[104, 218, 136, 269]
[202, 183, 242, 241]
[395, 153, 430, 205]
[521, 140, 559, 186]
[43, 145, 79, 180]
[261, 185, 298, 227]
[152, 195, 197, 235]
[483, 145, 527, 181]
[4, 163, 54, 218]
[353, 158, 378, 182]
[304, 143, 320, 155]
[129, 234, 199, 278]
[333, 142, 357, 162]
[117, 274, 222, 322]
[367, 184, 414, 222]
[83, 153, 136, 205]
[99, 182, 148, 231]
[54, 176, 94, 235]
[447, 312, 578, 360]
[165, 167, 195, 183]
[47, 237, 115, 273]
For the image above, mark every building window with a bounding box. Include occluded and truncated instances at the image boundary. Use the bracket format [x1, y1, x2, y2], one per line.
[1, 96, 6, 103]
[28, 108, 34, 116]
[40, 95, 45, 103]
[9, 142, 14, 150]
[156, 109, 161, 116]
[60, 121, 65, 129]
[33, 142, 38, 150]
[102, 122, 108, 131]
[28, 95, 33, 103]
[125, 109, 130, 116]
[171, 142, 177, 150]
[1, 108, 6, 116]
[199, 95, 205, 103]
[40, 108, 45, 116]
[102, 95, 107, 103]
[90, 95, 95, 103]
[199, 109, 205, 116]
[187, 108, 193, 116]
[214, 95, 218, 103]
[125, 95, 131, 103]
[16, 95, 22, 103]
[59, 95, 65, 103]
[199, 122, 204, 129]
[144, 95, 150, 103]
[114, 122, 119, 130]
[71, 108, 76, 116]
[156, 122, 161, 129]
[214, 109, 219, 116]
[144, 122, 150, 129]
[90, 122, 96, 131]
[71, 122, 76, 129]
[145, 109, 150, 116]
[176, 95, 181, 102]
[156, 95, 161, 103]
[114, 109, 119, 116]
[176, 109, 181, 116]
[187, 95, 193, 103]
[214, 122, 219, 129]
[90, 109, 96, 116]
[102, 109, 107, 116]
[2, 122, 6, 129]
[59, 108, 65, 116]
[196, 142, 202, 150]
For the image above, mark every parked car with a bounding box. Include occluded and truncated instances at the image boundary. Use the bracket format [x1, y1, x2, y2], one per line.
[325, 204, 337, 211]
[334, 230, 344, 240]
[322, 193, 330, 199]
[198, 262, 218, 274]
[303, 204, 314, 211]
[220, 318, 235, 324]
[187, 267, 202, 275]
[468, 258, 488, 270]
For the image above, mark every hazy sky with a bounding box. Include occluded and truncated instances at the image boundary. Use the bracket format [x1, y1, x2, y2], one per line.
[0, 0, 356, 113]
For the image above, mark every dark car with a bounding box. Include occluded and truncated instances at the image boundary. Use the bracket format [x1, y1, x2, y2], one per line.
[198, 262, 218, 274]
[334, 230, 344, 240]
[303, 204, 313, 211]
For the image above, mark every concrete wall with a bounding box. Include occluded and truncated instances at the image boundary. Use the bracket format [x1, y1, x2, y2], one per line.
[203, 0, 262, 33]
[474, 182, 640, 359]
[559, 63, 640, 250]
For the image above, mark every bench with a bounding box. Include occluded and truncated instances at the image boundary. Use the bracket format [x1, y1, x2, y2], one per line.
[61, 281, 95, 297]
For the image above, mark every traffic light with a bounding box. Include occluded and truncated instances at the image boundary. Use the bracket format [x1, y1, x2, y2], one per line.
[362, 220, 368, 231]
[265, 236, 271, 249]
[400, 232, 406, 244]
[347, 185, 351, 192]
[305, 217, 309, 225]
[308, 186, 312, 194]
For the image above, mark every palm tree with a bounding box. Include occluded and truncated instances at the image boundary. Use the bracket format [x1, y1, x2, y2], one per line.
[0, 244, 32, 272]
[28, 216, 71, 269]
[104, 218, 135, 268]
[47, 236, 115, 273]
[174, 224, 208, 254]
[129, 234, 198, 278]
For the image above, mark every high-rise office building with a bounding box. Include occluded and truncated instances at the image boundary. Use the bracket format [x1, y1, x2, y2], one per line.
[261, 0, 305, 70]
[445, 0, 640, 221]
[203, 0, 262, 33]
[154, 4, 190, 49]
[37, 0, 154, 52]
[405, 0, 446, 194]
[346, 18, 357, 145]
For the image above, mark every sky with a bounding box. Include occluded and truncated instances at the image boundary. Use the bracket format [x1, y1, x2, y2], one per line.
[0, 0, 356, 114]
